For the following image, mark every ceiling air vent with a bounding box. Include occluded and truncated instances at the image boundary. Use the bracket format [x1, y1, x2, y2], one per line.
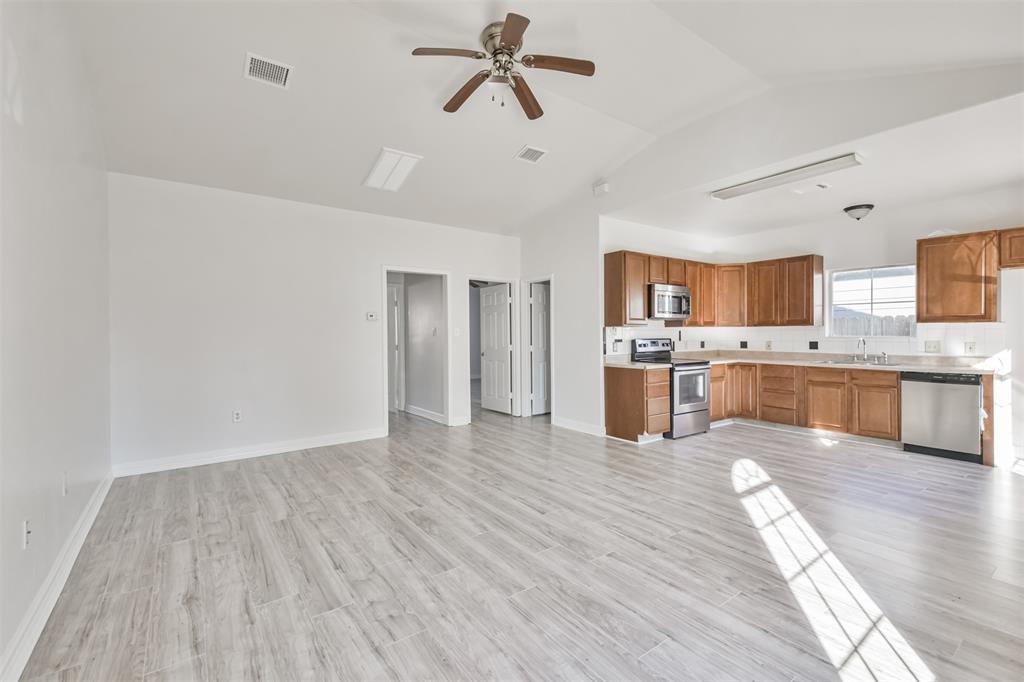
[245, 53, 292, 89]
[515, 145, 547, 164]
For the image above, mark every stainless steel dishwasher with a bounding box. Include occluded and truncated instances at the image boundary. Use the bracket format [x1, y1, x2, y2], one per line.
[901, 371, 983, 464]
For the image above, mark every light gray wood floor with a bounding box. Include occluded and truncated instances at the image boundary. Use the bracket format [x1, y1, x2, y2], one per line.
[22, 408, 1024, 681]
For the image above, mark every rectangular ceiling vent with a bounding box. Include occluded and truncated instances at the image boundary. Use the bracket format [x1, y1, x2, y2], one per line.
[245, 52, 292, 89]
[364, 147, 423, 192]
[515, 145, 547, 164]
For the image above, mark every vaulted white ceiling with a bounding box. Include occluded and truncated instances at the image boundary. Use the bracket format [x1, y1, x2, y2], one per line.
[68, 1, 1024, 235]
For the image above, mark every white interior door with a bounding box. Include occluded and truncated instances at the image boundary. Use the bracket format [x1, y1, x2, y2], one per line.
[530, 282, 551, 415]
[387, 283, 404, 411]
[480, 283, 512, 414]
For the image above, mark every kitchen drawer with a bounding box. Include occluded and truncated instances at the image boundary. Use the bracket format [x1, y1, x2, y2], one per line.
[760, 364, 796, 379]
[711, 364, 726, 380]
[849, 369, 899, 387]
[646, 368, 670, 385]
[760, 390, 797, 410]
[646, 381, 670, 398]
[760, 406, 799, 426]
[646, 413, 670, 435]
[646, 397, 670, 416]
[805, 367, 847, 383]
[761, 376, 797, 393]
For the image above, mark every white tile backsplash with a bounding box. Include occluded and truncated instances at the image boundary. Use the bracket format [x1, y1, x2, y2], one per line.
[605, 322, 1010, 358]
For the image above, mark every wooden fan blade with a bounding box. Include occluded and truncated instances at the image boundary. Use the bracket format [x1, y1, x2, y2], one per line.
[412, 47, 486, 59]
[443, 71, 490, 113]
[499, 13, 530, 51]
[521, 54, 595, 77]
[510, 74, 543, 120]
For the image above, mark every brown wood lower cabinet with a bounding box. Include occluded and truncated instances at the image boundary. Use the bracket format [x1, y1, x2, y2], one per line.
[728, 364, 758, 418]
[758, 364, 803, 425]
[613, 361, 904, 444]
[605, 366, 671, 441]
[710, 364, 727, 421]
[848, 370, 900, 440]
[804, 368, 849, 433]
[711, 363, 757, 420]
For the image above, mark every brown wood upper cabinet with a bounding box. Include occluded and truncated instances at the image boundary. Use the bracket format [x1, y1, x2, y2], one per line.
[746, 259, 781, 326]
[667, 258, 687, 285]
[697, 262, 717, 326]
[780, 255, 824, 326]
[1001, 227, 1024, 269]
[604, 251, 648, 326]
[917, 231, 999, 322]
[745, 255, 823, 326]
[648, 255, 668, 284]
[715, 265, 746, 327]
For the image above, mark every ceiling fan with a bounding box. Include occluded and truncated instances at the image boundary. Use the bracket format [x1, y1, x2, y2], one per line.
[412, 12, 596, 120]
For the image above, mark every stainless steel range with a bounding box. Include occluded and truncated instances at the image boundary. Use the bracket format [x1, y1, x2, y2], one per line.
[630, 339, 711, 439]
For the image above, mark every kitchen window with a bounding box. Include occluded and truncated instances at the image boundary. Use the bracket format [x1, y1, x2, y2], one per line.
[829, 265, 916, 337]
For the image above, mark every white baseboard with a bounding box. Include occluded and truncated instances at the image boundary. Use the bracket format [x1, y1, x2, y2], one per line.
[403, 404, 447, 425]
[0, 474, 112, 682]
[550, 416, 605, 437]
[112, 428, 388, 477]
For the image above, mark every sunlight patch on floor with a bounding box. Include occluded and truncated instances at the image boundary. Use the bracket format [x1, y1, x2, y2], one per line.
[731, 458, 935, 682]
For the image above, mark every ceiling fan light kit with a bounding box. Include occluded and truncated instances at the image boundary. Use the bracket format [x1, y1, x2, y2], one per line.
[412, 12, 596, 120]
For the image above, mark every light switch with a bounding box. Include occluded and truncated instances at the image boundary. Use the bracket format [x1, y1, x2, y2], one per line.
[366, 312, 379, 321]
[924, 340, 941, 353]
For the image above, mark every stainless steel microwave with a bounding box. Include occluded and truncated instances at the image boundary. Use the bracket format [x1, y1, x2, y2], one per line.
[649, 283, 691, 321]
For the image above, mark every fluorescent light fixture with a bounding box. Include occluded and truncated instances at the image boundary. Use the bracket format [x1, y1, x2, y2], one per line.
[364, 147, 423, 191]
[711, 153, 862, 200]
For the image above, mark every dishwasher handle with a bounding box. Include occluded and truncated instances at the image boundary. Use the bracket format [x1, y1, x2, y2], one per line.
[900, 371, 981, 386]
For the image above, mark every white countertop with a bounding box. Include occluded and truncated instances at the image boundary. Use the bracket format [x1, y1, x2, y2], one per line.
[604, 353, 998, 375]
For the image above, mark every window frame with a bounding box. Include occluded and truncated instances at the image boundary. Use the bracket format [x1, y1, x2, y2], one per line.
[826, 263, 917, 339]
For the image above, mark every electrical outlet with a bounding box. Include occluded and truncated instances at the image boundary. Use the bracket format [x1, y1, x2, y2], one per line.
[232, 410, 242, 423]
[924, 340, 941, 353]
[765, 340, 773, 350]
[739, 341, 748, 349]
[366, 312, 379, 321]
[23, 520, 31, 548]
[964, 341, 977, 354]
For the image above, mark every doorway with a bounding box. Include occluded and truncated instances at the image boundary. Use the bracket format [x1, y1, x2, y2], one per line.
[528, 280, 552, 415]
[469, 280, 514, 416]
[385, 270, 449, 426]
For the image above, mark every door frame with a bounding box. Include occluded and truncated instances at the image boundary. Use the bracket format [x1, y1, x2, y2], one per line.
[466, 274, 522, 422]
[381, 266, 452, 434]
[521, 274, 554, 419]
[386, 280, 406, 412]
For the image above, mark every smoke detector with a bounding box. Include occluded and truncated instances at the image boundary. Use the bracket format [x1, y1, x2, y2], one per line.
[244, 53, 292, 89]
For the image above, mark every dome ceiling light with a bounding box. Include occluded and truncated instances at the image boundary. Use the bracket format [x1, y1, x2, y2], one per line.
[844, 204, 875, 221]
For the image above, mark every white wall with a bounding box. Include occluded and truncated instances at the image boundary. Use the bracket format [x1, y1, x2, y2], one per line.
[108, 173, 519, 473]
[519, 194, 604, 434]
[1001, 268, 1024, 464]
[403, 274, 446, 419]
[469, 286, 481, 379]
[0, 2, 111, 676]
